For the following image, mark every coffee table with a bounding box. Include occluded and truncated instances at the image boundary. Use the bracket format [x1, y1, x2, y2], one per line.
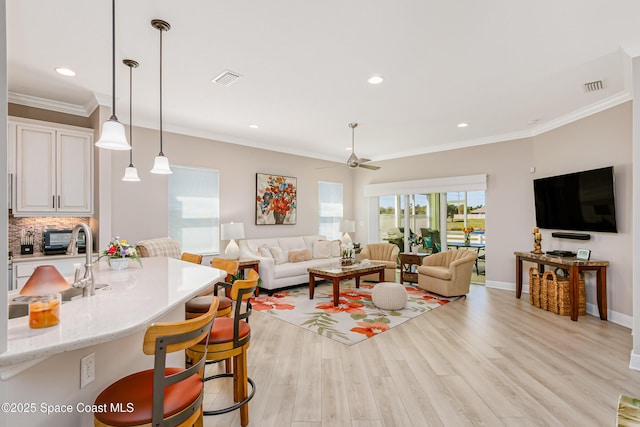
[308, 263, 385, 307]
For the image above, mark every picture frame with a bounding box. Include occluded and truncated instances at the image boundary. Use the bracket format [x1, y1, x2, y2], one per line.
[256, 173, 297, 225]
[576, 248, 591, 261]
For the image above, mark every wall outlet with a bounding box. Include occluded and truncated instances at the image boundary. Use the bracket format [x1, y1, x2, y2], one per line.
[80, 353, 95, 389]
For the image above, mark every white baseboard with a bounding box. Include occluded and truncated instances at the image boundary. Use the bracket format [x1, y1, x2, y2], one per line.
[629, 350, 640, 371]
[485, 280, 631, 329]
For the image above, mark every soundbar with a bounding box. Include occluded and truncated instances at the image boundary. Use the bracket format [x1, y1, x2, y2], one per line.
[546, 250, 577, 257]
[551, 232, 591, 240]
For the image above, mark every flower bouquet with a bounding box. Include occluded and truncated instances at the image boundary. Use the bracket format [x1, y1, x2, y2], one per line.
[462, 227, 474, 246]
[97, 237, 142, 269]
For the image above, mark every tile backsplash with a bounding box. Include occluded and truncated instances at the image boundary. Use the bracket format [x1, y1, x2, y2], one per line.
[9, 215, 90, 255]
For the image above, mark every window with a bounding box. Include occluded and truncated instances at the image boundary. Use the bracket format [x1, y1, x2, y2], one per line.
[318, 181, 343, 240]
[168, 166, 219, 253]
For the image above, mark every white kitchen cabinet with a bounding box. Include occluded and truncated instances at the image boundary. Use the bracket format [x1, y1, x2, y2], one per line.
[11, 118, 94, 216]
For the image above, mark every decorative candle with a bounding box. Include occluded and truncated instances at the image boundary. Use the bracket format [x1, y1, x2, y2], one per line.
[533, 227, 539, 233]
[535, 232, 541, 240]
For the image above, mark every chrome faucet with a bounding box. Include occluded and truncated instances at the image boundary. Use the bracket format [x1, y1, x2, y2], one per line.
[66, 222, 95, 297]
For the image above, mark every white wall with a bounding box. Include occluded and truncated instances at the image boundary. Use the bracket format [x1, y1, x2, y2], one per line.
[108, 126, 355, 245]
[353, 102, 632, 320]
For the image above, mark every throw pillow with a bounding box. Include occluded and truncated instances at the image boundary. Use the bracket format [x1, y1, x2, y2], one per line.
[257, 244, 272, 258]
[288, 248, 312, 263]
[269, 246, 287, 265]
[330, 240, 342, 257]
[312, 240, 332, 259]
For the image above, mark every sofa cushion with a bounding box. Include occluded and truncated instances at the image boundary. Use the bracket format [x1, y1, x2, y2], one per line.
[289, 248, 312, 263]
[417, 265, 452, 280]
[269, 246, 287, 264]
[312, 240, 333, 259]
[257, 244, 272, 258]
[277, 237, 307, 256]
[245, 238, 279, 256]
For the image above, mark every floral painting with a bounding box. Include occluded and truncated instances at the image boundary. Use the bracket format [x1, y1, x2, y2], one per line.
[256, 173, 297, 225]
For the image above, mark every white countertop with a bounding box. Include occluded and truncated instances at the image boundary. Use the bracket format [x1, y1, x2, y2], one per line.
[1, 257, 225, 367]
[11, 252, 89, 263]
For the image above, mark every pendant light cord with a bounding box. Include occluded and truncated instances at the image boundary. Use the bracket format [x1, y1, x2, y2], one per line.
[128, 64, 133, 166]
[110, 0, 117, 119]
[159, 27, 163, 155]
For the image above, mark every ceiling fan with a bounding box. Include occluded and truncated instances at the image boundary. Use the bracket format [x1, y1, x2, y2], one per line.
[346, 123, 380, 170]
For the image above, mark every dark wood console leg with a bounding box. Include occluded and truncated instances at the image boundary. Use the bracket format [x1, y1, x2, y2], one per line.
[516, 256, 523, 298]
[597, 266, 608, 321]
[569, 265, 579, 321]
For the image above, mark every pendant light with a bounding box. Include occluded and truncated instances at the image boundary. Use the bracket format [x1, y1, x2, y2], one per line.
[122, 59, 140, 181]
[150, 19, 172, 174]
[95, 0, 130, 151]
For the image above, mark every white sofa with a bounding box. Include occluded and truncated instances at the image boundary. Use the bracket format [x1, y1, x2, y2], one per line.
[238, 235, 341, 292]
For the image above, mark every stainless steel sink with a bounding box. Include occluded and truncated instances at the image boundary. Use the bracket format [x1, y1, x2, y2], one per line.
[8, 283, 110, 319]
[8, 304, 28, 319]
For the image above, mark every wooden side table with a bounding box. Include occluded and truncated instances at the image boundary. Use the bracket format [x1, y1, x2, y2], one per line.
[399, 252, 428, 284]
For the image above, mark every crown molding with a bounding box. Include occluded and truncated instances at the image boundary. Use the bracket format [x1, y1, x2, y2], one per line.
[8, 92, 91, 117]
[530, 91, 631, 136]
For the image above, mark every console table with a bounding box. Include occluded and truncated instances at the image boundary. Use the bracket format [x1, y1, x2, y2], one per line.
[399, 252, 428, 283]
[514, 251, 608, 321]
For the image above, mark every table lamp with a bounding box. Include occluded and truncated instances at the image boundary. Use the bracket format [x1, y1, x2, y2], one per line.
[339, 220, 356, 244]
[19, 265, 70, 329]
[221, 222, 245, 260]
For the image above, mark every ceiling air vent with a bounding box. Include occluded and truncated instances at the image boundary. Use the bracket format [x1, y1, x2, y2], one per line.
[583, 80, 604, 93]
[212, 70, 242, 87]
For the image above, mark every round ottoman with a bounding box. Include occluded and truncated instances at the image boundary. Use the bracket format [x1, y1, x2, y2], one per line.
[372, 282, 408, 310]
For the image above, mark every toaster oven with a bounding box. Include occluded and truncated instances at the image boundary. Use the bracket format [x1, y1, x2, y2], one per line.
[43, 229, 86, 255]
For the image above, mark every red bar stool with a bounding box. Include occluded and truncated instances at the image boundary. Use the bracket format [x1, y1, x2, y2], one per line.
[93, 297, 219, 427]
[187, 269, 259, 427]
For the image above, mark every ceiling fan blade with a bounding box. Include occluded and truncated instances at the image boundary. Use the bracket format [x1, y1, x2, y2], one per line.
[356, 158, 371, 164]
[358, 163, 381, 170]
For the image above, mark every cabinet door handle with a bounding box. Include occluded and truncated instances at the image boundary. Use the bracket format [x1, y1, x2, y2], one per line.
[52, 195, 55, 208]
[58, 195, 60, 209]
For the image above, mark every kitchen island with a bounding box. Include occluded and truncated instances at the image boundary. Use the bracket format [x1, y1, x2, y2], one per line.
[0, 256, 225, 427]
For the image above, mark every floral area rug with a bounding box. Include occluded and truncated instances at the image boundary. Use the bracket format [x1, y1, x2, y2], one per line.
[252, 281, 461, 345]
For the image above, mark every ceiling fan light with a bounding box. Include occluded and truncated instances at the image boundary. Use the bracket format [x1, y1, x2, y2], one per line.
[151, 154, 172, 174]
[95, 118, 131, 150]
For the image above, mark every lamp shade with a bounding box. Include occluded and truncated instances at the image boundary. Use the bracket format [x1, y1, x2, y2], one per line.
[150, 154, 172, 174]
[339, 220, 355, 233]
[221, 222, 245, 240]
[95, 118, 131, 150]
[122, 166, 140, 181]
[20, 265, 70, 296]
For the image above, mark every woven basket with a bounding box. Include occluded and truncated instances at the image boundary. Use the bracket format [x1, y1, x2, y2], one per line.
[542, 270, 559, 314]
[543, 269, 586, 316]
[529, 267, 541, 307]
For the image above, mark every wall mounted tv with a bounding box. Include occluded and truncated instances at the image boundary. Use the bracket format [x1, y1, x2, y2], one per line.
[533, 166, 617, 233]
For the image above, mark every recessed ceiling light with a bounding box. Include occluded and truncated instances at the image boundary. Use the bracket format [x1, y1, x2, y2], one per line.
[249, 124, 259, 129]
[368, 75, 384, 85]
[457, 122, 468, 128]
[55, 67, 76, 77]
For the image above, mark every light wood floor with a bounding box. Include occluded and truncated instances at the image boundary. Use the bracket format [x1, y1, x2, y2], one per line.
[202, 284, 640, 426]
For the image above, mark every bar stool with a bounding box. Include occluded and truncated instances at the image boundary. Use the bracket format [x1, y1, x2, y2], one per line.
[180, 252, 203, 265]
[185, 258, 239, 320]
[94, 297, 220, 427]
[187, 269, 259, 427]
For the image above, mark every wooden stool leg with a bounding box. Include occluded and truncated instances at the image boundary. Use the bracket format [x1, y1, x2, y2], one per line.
[238, 348, 249, 427]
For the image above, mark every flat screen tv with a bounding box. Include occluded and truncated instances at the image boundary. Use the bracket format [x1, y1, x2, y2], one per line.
[533, 166, 617, 233]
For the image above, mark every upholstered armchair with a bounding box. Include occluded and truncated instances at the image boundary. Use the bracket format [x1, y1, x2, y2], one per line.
[358, 243, 399, 282]
[135, 237, 181, 259]
[417, 250, 477, 296]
